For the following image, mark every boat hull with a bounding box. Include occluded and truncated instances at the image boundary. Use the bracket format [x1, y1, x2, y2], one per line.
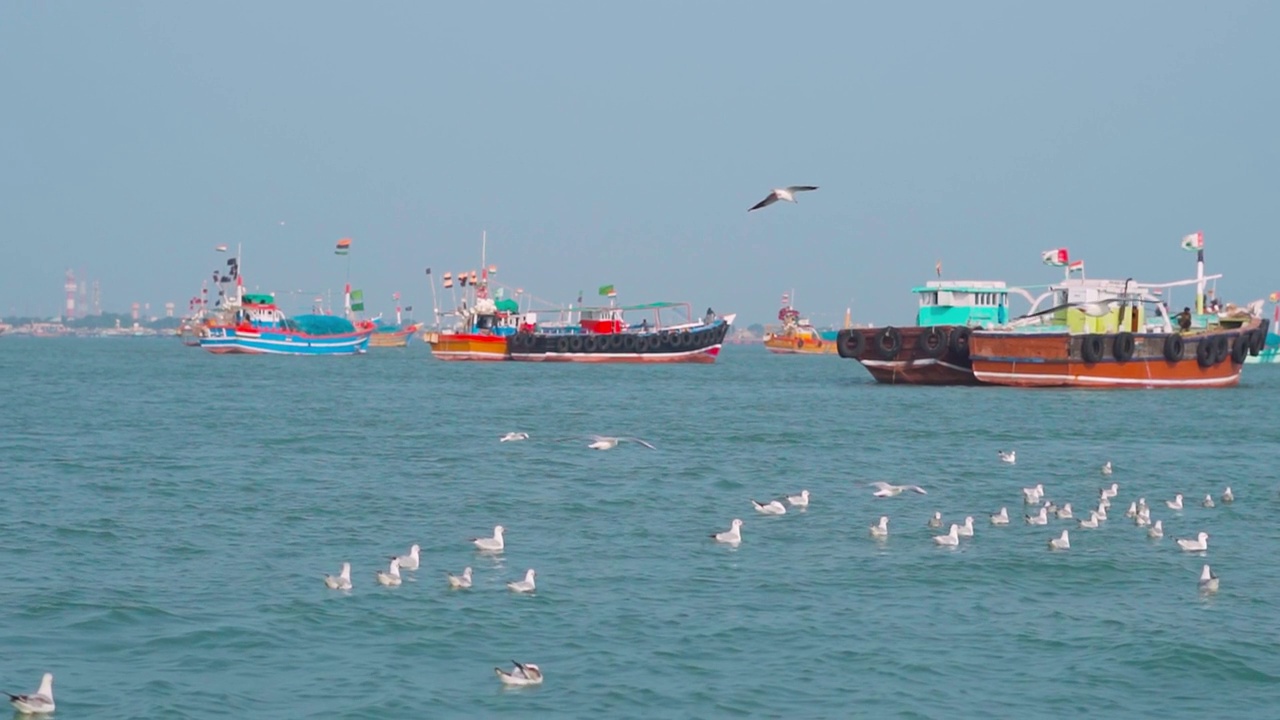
[369, 327, 417, 348]
[425, 332, 510, 361]
[763, 336, 838, 355]
[199, 327, 372, 355]
[969, 326, 1257, 388]
[509, 320, 731, 364]
[835, 326, 979, 385]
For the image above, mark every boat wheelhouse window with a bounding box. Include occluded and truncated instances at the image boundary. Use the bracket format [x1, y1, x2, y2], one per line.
[476, 314, 495, 330]
[919, 292, 938, 306]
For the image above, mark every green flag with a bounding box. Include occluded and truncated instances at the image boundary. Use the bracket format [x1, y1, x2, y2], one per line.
[598, 284, 616, 297]
[350, 289, 364, 312]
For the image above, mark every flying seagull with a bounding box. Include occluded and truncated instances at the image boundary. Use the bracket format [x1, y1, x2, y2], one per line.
[748, 186, 819, 212]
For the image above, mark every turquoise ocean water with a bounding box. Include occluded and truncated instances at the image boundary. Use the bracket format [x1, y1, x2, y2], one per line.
[3, 338, 1279, 718]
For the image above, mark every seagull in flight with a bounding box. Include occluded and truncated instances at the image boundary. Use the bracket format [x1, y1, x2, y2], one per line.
[868, 481, 927, 498]
[586, 435, 656, 450]
[748, 185, 819, 212]
[500, 432, 529, 442]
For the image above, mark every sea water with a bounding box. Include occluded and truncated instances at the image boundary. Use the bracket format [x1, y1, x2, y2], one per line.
[2, 338, 1278, 718]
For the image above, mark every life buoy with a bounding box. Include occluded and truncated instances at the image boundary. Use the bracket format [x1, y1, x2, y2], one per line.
[916, 327, 948, 358]
[1230, 334, 1249, 364]
[555, 336, 570, 353]
[1081, 334, 1105, 364]
[839, 330, 865, 358]
[949, 327, 972, 358]
[1113, 332, 1136, 362]
[569, 335, 584, 352]
[1195, 337, 1215, 367]
[874, 327, 902, 360]
[1162, 333, 1183, 363]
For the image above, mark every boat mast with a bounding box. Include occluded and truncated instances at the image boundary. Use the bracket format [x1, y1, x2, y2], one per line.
[1195, 246, 1206, 315]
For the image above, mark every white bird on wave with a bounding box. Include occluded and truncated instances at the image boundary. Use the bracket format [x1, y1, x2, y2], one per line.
[1102, 461, 1113, 475]
[1202, 494, 1215, 508]
[1124, 502, 1138, 519]
[934, 524, 961, 546]
[1135, 510, 1151, 527]
[495, 660, 543, 686]
[376, 558, 402, 587]
[748, 185, 819, 212]
[870, 516, 889, 538]
[990, 507, 1010, 525]
[786, 490, 810, 508]
[500, 432, 529, 442]
[1078, 512, 1101, 529]
[1022, 484, 1044, 504]
[927, 511, 942, 528]
[471, 525, 506, 552]
[956, 516, 975, 537]
[391, 544, 420, 571]
[999, 450, 1016, 464]
[1147, 520, 1163, 538]
[1177, 532, 1209, 552]
[1167, 493, 1184, 510]
[869, 481, 927, 498]
[712, 519, 743, 545]
[752, 499, 787, 515]
[1094, 504, 1108, 521]
[5, 673, 54, 715]
[1199, 564, 1220, 593]
[1048, 530, 1070, 550]
[1025, 507, 1049, 525]
[507, 569, 537, 593]
[324, 562, 353, 591]
[1221, 487, 1234, 503]
[447, 567, 473, 589]
[1056, 503, 1073, 520]
[1101, 483, 1119, 500]
[587, 435, 655, 450]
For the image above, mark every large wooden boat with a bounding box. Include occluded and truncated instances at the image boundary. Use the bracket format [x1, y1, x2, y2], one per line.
[199, 293, 374, 355]
[835, 281, 1020, 384]
[508, 302, 734, 363]
[969, 275, 1265, 388]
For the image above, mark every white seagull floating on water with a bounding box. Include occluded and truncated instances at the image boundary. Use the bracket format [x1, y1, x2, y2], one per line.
[990, 507, 1010, 525]
[495, 660, 544, 686]
[324, 562, 353, 591]
[1056, 503, 1073, 520]
[1147, 520, 1163, 538]
[927, 511, 943, 528]
[869, 482, 927, 498]
[391, 544, 420, 571]
[1202, 494, 1215, 508]
[751, 499, 787, 515]
[712, 519, 744, 545]
[1048, 530, 1070, 550]
[376, 558, 402, 587]
[1078, 512, 1101, 529]
[870, 516, 889, 538]
[1102, 461, 1113, 475]
[748, 185, 819, 212]
[507, 569, 537, 593]
[1166, 494, 1184, 510]
[1177, 532, 1209, 552]
[1025, 507, 1049, 525]
[1199, 564, 1220, 593]
[5, 673, 54, 715]
[1221, 487, 1234, 503]
[471, 525, 506, 552]
[1101, 483, 1119, 500]
[956, 516, 975, 537]
[447, 567, 473, 589]
[587, 435, 656, 450]
[786, 490, 810, 508]
[1022, 484, 1044, 504]
[500, 432, 529, 442]
[999, 450, 1017, 464]
[934, 524, 961, 546]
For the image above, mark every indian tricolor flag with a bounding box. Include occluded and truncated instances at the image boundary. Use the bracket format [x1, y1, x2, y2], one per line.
[1041, 248, 1069, 266]
[1068, 260, 1084, 274]
[1181, 231, 1203, 252]
[335, 238, 352, 255]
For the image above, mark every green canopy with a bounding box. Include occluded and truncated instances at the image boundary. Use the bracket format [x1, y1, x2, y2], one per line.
[241, 293, 275, 305]
[495, 298, 519, 313]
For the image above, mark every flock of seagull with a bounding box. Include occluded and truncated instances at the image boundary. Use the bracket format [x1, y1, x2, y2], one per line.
[867, 452, 1227, 594]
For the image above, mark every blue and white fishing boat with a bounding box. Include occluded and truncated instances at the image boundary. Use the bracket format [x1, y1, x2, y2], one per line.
[199, 293, 373, 355]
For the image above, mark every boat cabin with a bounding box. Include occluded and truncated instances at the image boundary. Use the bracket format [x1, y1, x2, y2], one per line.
[1045, 279, 1150, 333]
[578, 307, 625, 334]
[912, 281, 1010, 327]
[235, 294, 286, 328]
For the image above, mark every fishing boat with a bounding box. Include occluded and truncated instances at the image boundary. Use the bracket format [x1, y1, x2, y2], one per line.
[968, 241, 1264, 388]
[199, 293, 374, 355]
[762, 291, 845, 355]
[507, 297, 735, 363]
[1244, 293, 1278, 364]
[834, 280, 1022, 384]
[424, 294, 520, 360]
[366, 297, 420, 348]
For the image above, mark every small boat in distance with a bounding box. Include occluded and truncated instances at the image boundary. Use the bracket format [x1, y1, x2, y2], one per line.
[762, 291, 846, 355]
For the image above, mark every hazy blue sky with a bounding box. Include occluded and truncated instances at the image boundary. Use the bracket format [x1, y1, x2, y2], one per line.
[2, 1, 1277, 325]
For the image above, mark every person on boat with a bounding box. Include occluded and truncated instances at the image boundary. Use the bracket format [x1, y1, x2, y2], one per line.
[1175, 307, 1193, 332]
[638, 319, 649, 332]
[705, 307, 716, 324]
